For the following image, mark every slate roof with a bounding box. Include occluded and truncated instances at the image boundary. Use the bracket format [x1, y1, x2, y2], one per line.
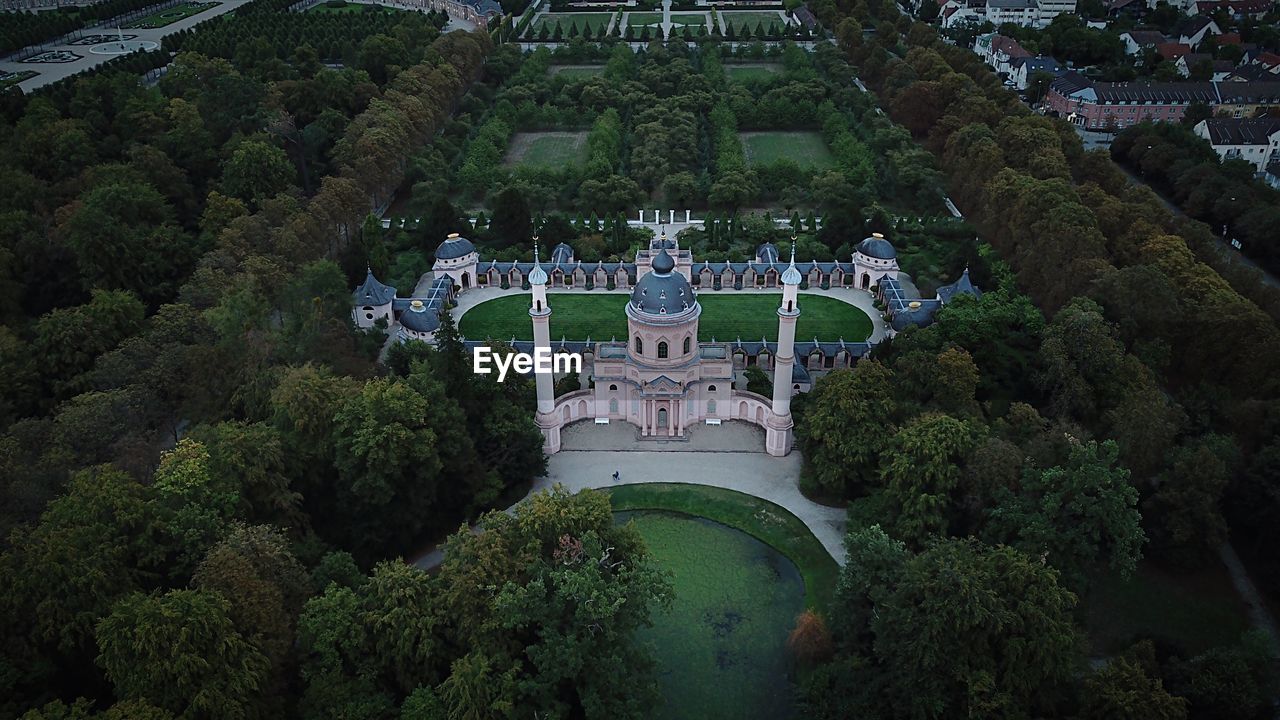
[436, 234, 476, 260]
[1199, 117, 1280, 145]
[354, 268, 396, 306]
[630, 249, 695, 316]
[1123, 30, 1167, 46]
[936, 268, 983, 303]
[856, 235, 897, 260]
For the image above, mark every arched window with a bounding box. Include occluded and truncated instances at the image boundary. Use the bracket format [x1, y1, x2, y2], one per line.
[609, 384, 617, 391]
[634, 336, 643, 354]
[658, 341, 668, 359]
[536, 300, 542, 312]
[708, 385, 717, 392]
[683, 337, 691, 354]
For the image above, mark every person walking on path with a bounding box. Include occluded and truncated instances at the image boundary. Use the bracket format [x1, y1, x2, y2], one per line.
[612, 470, 620, 483]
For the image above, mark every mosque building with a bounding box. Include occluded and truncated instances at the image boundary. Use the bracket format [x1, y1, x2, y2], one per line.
[353, 227, 980, 455]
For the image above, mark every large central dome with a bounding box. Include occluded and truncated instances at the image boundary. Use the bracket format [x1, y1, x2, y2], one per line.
[630, 248, 695, 316]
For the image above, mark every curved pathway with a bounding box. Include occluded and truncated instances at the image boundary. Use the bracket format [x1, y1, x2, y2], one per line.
[409, 421, 848, 570]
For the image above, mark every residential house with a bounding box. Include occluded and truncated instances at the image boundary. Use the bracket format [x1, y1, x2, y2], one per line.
[1045, 74, 1213, 128]
[1193, 117, 1280, 172]
[1157, 42, 1194, 61]
[1177, 53, 1237, 79]
[1216, 81, 1280, 116]
[1011, 55, 1066, 89]
[1120, 29, 1167, 54]
[974, 33, 1033, 77]
[985, 0, 1043, 26]
[1176, 15, 1222, 49]
[1254, 52, 1280, 74]
[1189, 0, 1273, 18]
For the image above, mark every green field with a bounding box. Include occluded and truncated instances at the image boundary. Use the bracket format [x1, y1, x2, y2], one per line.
[549, 64, 604, 80]
[742, 132, 835, 169]
[669, 12, 707, 25]
[725, 63, 781, 82]
[617, 511, 802, 720]
[531, 12, 613, 34]
[306, 0, 405, 13]
[721, 10, 785, 33]
[124, 1, 218, 28]
[503, 132, 589, 168]
[608, 483, 839, 611]
[625, 11, 664, 25]
[457, 292, 873, 342]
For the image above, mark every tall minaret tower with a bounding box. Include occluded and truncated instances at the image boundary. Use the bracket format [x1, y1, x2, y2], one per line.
[766, 242, 802, 456]
[529, 243, 561, 453]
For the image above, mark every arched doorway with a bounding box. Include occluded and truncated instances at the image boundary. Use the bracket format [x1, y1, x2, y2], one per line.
[657, 408, 668, 432]
[861, 273, 870, 289]
[461, 272, 470, 289]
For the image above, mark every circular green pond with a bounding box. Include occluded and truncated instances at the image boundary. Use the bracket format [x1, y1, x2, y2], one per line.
[617, 510, 804, 720]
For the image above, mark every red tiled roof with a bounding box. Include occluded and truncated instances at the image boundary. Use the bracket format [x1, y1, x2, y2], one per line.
[992, 34, 1033, 59]
[1157, 42, 1193, 60]
[1218, 32, 1243, 45]
[1258, 52, 1280, 68]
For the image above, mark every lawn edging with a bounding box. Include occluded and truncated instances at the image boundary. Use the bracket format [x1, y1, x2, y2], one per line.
[604, 482, 840, 612]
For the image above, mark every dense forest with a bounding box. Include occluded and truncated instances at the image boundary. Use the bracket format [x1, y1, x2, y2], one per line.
[779, 1, 1280, 717]
[0, 12, 603, 714]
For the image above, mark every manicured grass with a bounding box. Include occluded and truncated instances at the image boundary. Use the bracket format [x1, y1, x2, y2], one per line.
[721, 10, 785, 32]
[124, 1, 218, 28]
[531, 12, 613, 34]
[1084, 560, 1252, 656]
[307, 1, 405, 13]
[725, 63, 781, 82]
[457, 292, 874, 343]
[625, 11, 664, 25]
[616, 510, 803, 720]
[549, 64, 603, 80]
[608, 482, 839, 611]
[742, 131, 835, 169]
[669, 12, 706, 25]
[503, 131, 589, 169]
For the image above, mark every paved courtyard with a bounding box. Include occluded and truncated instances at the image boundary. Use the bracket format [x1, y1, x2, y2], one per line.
[411, 421, 848, 570]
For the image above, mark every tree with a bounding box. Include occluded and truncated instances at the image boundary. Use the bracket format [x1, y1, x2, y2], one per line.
[1080, 655, 1188, 720]
[95, 589, 270, 718]
[881, 412, 980, 546]
[33, 289, 146, 401]
[743, 365, 771, 396]
[1143, 434, 1234, 570]
[220, 139, 296, 207]
[188, 421, 302, 530]
[0, 466, 155, 655]
[192, 524, 309, 678]
[151, 439, 240, 581]
[985, 439, 1145, 589]
[788, 610, 834, 667]
[870, 539, 1080, 719]
[437, 488, 672, 718]
[358, 34, 410, 85]
[489, 186, 532, 248]
[797, 362, 897, 500]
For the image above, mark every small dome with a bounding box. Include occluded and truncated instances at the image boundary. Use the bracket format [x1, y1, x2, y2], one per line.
[631, 249, 693, 316]
[436, 233, 476, 260]
[528, 262, 548, 285]
[781, 261, 802, 286]
[400, 300, 439, 333]
[651, 247, 675, 274]
[857, 233, 897, 260]
[550, 242, 574, 264]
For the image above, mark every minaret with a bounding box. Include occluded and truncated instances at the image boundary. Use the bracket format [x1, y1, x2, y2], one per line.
[766, 242, 802, 457]
[529, 242, 561, 453]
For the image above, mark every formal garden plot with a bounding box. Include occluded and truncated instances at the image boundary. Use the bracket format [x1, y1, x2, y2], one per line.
[0, 70, 38, 89]
[741, 131, 835, 169]
[457, 293, 873, 342]
[504, 131, 590, 169]
[531, 12, 613, 35]
[625, 11, 664, 26]
[306, 0, 406, 13]
[724, 62, 780, 82]
[548, 64, 604, 80]
[669, 12, 707, 26]
[124, 1, 219, 28]
[720, 10, 785, 33]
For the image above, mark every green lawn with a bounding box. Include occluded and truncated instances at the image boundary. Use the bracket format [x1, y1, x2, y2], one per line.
[609, 482, 839, 611]
[721, 10, 785, 32]
[531, 12, 613, 34]
[625, 11, 664, 25]
[725, 63, 781, 82]
[742, 132, 835, 170]
[307, 0, 405, 13]
[503, 132, 589, 169]
[124, 1, 218, 28]
[457, 292, 874, 343]
[616, 509, 803, 719]
[669, 12, 706, 26]
[549, 65, 603, 80]
[1084, 560, 1252, 656]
